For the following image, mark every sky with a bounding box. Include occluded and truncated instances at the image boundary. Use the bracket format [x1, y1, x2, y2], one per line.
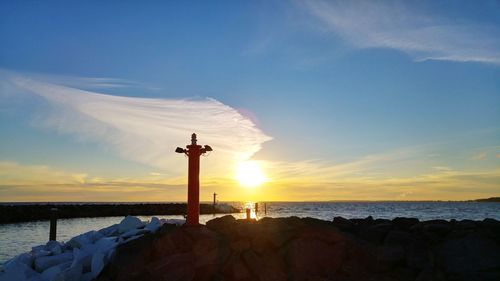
[0, 0, 499, 202]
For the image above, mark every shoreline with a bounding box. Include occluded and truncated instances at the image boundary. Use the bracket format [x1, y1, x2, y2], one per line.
[1, 215, 499, 281]
[100, 215, 500, 281]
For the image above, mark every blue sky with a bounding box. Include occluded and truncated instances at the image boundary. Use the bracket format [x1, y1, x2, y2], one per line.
[0, 0, 499, 201]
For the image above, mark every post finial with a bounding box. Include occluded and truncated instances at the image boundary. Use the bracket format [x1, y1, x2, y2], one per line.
[191, 133, 197, 145]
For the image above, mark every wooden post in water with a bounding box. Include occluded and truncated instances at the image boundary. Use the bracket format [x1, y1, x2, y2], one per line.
[264, 203, 267, 215]
[246, 208, 251, 220]
[212, 192, 217, 215]
[49, 208, 58, 241]
[255, 202, 259, 213]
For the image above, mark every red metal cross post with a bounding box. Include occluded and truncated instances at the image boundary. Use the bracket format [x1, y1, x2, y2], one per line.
[176, 133, 212, 226]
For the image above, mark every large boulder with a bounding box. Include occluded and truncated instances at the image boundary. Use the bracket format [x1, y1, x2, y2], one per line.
[436, 233, 500, 281]
[285, 237, 346, 278]
[206, 215, 236, 231]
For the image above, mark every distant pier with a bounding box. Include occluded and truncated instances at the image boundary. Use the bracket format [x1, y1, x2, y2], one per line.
[0, 203, 239, 224]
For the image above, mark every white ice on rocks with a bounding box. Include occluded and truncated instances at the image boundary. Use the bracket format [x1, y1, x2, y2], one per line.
[35, 253, 73, 272]
[0, 216, 185, 281]
[117, 216, 144, 233]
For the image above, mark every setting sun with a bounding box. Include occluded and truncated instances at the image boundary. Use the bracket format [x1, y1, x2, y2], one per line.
[236, 161, 267, 187]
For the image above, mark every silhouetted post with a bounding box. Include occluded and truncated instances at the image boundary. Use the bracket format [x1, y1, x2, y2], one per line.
[212, 192, 217, 215]
[246, 208, 251, 220]
[175, 133, 213, 226]
[264, 203, 267, 215]
[49, 208, 58, 241]
[255, 202, 259, 213]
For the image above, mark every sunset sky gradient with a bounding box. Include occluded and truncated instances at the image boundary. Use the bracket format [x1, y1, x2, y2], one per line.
[0, 0, 499, 202]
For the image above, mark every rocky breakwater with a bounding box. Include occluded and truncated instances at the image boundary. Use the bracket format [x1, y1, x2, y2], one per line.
[96, 215, 500, 281]
[0, 203, 239, 224]
[0, 216, 185, 281]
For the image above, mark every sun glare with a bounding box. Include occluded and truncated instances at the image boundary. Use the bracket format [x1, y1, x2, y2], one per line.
[236, 161, 267, 188]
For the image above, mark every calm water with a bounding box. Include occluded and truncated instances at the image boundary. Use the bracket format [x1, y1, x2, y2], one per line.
[1, 201, 499, 264]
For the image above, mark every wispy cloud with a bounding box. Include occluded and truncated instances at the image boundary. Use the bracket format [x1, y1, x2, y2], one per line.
[0, 71, 272, 174]
[432, 166, 453, 172]
[472, 152, 487, 160]
[0, 161, 188, 201]
[301, 0, 500, 64]
[0, 161, 88, 186]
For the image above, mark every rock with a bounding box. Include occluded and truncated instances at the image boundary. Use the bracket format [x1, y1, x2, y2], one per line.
[94, 237, 118, 254]
[436, 233, 500, 281]
[97, 224, 119, 237]
[374, 218, 392, 225]
[481, 218, 500, 227]
[120, 228, 150, 239]
[145, 217, 161, 232]
[67, 231, 103, 249]
[2, 253, 34, 269]
[45, 241, 64, 256]
[285, 238, 346, 277]
[40, 261, 71, 281]
[0, 263, 32, 281]
[235, 223, 262, 239]
[0, 260, 39, 281]
[148, 253, 195, 281]
[80, 272, 93, 281]
[424, 222, 452, 237]
[295, 226, 346, 246]
[393, 217, 419, 230]
[54, 264, 82, 281]
[384, 230, 416, 247]
[34, 253, 73, 272]
[412, 220, 451, 243]
[231, 257, 252, 280]
[122, 234, 144, 243]
[230, 239, 251, 252]
[416, 266, 447, 281]
[91, 252, 105, 278]
[117, 216, 144, 233]
[406, 241, 431, 270]
[251, 235, 270, 254]
[7, 215, 493, 281]
[206, 215, 236, 231]
[360, 223, 393, 244]
[456, 219, 477, 230]
[71, 247, 94, 271]
[32, 249, 51, 259]
[332, 216, 355, 232]
[375, 245, 406, 271]
[241, 250, 287, 281]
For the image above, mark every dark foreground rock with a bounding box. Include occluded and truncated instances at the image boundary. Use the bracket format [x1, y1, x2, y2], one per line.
[0, 203, 239, 223]
[97, 216, 500, 281]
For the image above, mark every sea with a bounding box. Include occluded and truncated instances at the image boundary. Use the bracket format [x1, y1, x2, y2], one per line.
[1, 201, 499, 265]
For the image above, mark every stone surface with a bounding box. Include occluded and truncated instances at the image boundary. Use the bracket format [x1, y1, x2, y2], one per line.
[4, 214, 499, 281]
[37, 215, 498, 281]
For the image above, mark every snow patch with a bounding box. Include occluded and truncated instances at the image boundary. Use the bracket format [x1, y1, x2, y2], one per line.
[0, 216, 184, 281]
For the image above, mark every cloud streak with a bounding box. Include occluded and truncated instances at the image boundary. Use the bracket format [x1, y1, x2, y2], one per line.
[1, 71, 272, 174]
[302, 0, 500, 64]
